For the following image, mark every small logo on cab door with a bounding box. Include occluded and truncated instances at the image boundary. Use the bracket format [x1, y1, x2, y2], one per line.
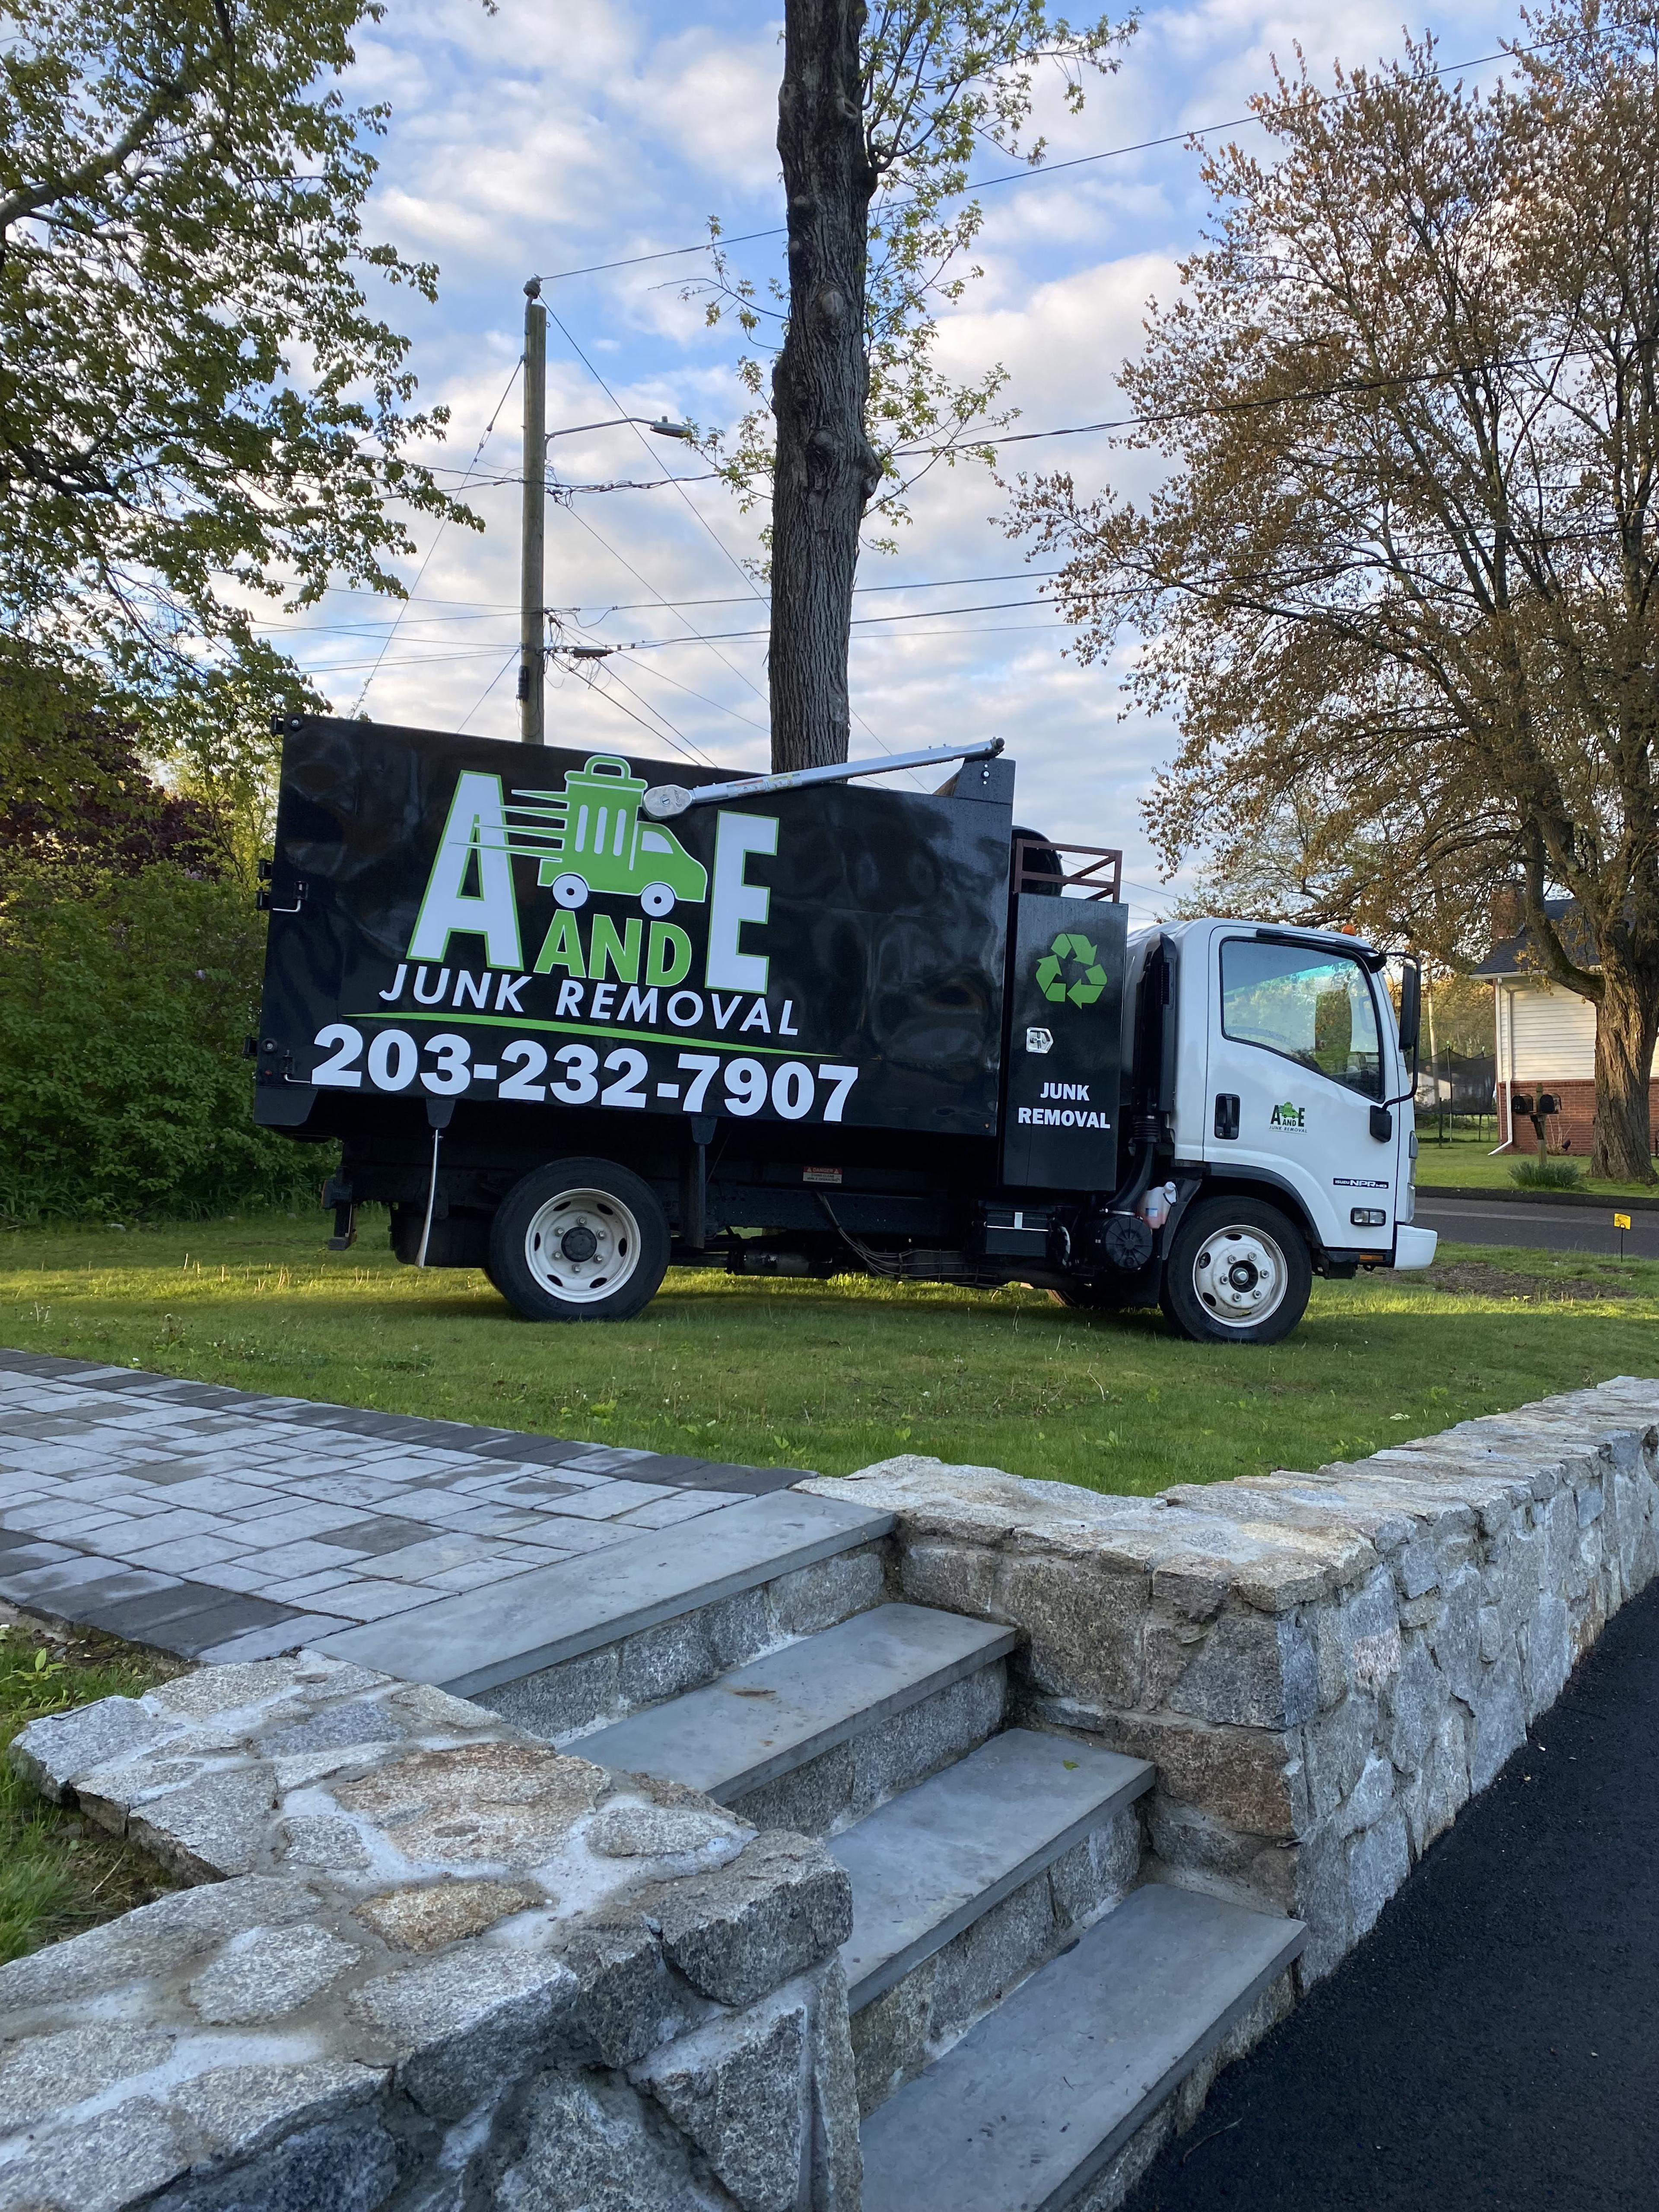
[1270, 1100, 1306, 1130]
[1025, 1027, 1054, 1054]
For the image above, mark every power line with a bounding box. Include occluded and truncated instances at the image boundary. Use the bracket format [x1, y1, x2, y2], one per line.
[582, 595, 1057, 655]
[610, 617, 1068, 652]
[619, 654, 772, 738]
[550, 500, 742, 759]
[457, 647, 521, 735]
[574, 568, 1062, 615]
[278, 645, 528, 677]
[601, 663, 701, 756]
[535, 40, 1548, 287]
[546, 305, 763, 598]
[570, 663, 702, 756]
[350, 358, 522, 714]
[246, 569, 1068, 637]
[893, 341, 1607, 457]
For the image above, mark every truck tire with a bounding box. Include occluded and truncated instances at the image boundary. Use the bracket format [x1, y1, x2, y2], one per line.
[489, 1158, 668, 1322]
[1160, 1195, 1310, 1345]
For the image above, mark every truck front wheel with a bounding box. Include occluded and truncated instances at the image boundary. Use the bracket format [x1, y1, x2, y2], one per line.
[489, 1158, 668, 1322]
[1161, 1196, 1310, 1345]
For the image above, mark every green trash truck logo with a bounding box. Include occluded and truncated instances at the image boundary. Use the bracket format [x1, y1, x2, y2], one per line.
[1035, 929, 1108, 1008]
[510, 756, 708, 918]
[408, 757, 711, 969]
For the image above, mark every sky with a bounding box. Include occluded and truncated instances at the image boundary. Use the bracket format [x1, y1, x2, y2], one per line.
[267, 0, 1521, 924]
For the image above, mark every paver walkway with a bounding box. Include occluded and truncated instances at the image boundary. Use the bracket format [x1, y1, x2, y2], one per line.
[0, 1348, 804, 1665]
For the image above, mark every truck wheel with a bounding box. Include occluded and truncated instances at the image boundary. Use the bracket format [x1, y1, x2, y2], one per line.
[1160, 1196, 1310, 1345]
[640, 881, 676, 918]
[489, 1159, 668, 1322]
[551, 873, 589, 909]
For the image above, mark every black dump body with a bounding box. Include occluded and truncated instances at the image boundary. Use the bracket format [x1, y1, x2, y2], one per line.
[254, 716, 1137, 1279]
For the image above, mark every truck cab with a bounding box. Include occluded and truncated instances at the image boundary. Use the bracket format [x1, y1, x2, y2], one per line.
[1151, 919, 1433, 1335]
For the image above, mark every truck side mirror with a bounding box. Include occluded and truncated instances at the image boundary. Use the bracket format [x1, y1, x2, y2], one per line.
[1396, 963, 1420, 1055]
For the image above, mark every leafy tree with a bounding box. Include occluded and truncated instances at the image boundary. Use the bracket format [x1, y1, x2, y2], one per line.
[0, 652, 219, 876]
[1011, 3, 1659, 1181]
[701, 0, 1129, 771]
[0, 855, 319, 1221]
[0, 649, 322, 1220]
[0, 0, 475, 706]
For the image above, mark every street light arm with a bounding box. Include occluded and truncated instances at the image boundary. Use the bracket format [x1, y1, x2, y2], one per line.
[547, 416, 696, 441]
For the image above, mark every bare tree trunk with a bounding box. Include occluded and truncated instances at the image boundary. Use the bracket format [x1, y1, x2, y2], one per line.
[1591, 961, 1659, 1182]
[770, 0, 880, 772]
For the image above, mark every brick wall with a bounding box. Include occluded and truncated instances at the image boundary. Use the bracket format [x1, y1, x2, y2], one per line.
[1504, 1077, 1659, 1157]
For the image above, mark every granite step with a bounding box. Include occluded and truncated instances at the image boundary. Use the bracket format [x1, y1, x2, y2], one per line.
[833, 1727, 1154, 2015]
[306, 1487, 892, 1701]
[575, 1602, 1019, 1834]
[858, 1882, 1306, 2212]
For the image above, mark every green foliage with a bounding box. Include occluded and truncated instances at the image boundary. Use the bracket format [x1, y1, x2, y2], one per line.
[1510, 1156, 1585, 1190]
[0, 649, 225, 874]
[0, 1618, 180, 1962]
[0, 0, 480, 701]
[0, 858, 323, 1221]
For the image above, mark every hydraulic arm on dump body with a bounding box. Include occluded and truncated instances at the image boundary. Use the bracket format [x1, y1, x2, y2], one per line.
[253, 716, 1436, 1344]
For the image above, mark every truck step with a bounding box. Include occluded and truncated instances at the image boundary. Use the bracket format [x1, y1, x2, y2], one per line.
[575, 1603, 1017, 1830]
[305, 1488, 890, 1700]
[859, 1883, 1305, 2212]
[833, 1728, 1154, 2015]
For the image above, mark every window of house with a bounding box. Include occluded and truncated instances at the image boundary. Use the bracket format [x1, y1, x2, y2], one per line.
[1220, 939, 1384, 1098]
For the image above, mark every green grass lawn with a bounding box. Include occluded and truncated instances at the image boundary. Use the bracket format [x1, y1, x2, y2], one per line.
[0, 1610, 181, 1963]
[2, 1212, 1653, 1496]
[1413, 1126, 1656, 1199]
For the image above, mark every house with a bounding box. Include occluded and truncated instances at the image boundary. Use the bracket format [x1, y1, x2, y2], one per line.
[1472, 896, 1657, 1156]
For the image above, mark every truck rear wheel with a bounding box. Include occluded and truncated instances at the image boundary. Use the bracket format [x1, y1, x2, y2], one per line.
[489, 1158, 668, 1322]
[1160, 1195, 1310, 1345]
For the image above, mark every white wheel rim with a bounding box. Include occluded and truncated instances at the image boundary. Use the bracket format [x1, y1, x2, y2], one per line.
[641, 881, 674, 917]
[1193, 1225, 1288, 1328]
[552, 874, 589, 909]
[525, 1187, 642, 1305]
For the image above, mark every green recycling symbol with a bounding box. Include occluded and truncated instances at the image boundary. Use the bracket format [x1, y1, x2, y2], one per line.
[1035, 930, 1108, 1008]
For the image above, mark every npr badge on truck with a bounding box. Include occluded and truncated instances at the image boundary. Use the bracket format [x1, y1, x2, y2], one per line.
[253, 715, 1435, 1337]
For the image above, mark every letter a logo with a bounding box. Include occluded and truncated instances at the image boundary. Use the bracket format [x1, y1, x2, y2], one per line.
[409, 773, 524, 968]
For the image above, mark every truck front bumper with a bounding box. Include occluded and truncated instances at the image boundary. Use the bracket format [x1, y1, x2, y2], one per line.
[1392, 1224, 1438, 1270]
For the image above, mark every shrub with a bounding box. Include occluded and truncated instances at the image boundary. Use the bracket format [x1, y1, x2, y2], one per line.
[1509, 1156, 1583, 1190]
[0, 860, 325, 1222]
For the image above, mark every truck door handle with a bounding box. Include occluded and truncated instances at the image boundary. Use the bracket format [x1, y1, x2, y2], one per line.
[1214, 1093, 1240, 1140]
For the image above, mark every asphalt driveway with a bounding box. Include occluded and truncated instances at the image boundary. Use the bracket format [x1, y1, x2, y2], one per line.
[1124, 1574, 1659, 2212]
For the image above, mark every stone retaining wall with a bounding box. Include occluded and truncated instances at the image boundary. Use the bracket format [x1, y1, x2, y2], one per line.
[1, 1657, 858, 2212]
[804, 1376, 1659, 1981]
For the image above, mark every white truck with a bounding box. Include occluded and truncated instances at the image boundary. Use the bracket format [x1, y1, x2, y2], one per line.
[253, 718, 1436, 1341]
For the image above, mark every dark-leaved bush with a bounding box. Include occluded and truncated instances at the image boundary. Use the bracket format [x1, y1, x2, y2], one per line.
[0, 861, 323, 1221]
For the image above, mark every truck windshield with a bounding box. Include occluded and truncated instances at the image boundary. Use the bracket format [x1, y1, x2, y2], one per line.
[1220, 939, 1383, 1099]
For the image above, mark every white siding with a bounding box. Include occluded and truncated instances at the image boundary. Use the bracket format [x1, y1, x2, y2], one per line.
[1508, 983, 1595, 1080]
[1498, 980, 1659, 1081]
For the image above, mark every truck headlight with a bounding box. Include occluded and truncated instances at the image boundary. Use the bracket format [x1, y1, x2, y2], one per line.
[1350, 1207, 1388, 1227]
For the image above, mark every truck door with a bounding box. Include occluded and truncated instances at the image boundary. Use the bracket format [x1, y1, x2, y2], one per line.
[1205, 932, 1395, 1249]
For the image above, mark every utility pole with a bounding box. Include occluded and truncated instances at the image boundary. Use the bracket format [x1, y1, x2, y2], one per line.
[519, 278, 547, 744]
